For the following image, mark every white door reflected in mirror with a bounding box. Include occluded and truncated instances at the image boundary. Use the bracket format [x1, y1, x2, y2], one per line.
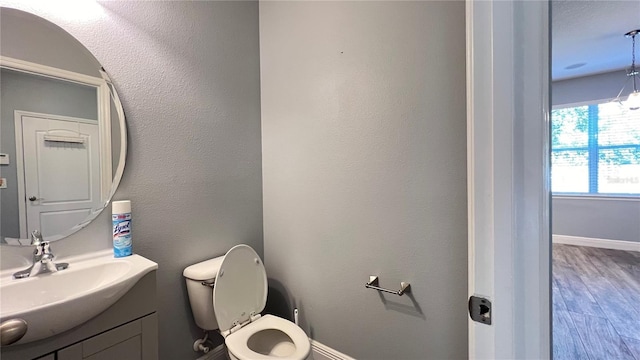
[17, 113, 105, 240]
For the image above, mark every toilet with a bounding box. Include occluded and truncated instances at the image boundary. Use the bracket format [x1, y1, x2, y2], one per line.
[183, 244, 310, 360]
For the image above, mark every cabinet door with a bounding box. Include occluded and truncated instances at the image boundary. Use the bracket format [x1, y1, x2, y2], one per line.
[58, 319, 144, 360]
[141, 313, 158, 360]
[57, 343, 82, 360]
[82, 320, 140, 357]
[34, 354, 55, 360]
[84, 336, 141, 360]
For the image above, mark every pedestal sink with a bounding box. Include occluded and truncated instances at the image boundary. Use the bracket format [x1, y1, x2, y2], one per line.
[0, 250, 157, 345]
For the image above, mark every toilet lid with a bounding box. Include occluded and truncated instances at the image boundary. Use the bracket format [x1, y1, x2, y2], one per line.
[213, 244, 268, 333]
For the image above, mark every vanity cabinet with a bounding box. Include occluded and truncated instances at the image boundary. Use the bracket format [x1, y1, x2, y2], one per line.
[57, 313, 157, 360]
[1, 272, 157, 360]
[34, 355, 54, 360]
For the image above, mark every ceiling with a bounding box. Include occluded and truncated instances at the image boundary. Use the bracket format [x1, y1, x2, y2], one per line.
[552, 0, 640, 81]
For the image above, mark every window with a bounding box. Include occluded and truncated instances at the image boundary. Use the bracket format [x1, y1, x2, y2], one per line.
[551, 101, 640, 195]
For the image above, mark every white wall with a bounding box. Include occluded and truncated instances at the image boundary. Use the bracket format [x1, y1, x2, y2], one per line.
[260, 2, 468, 359]
[0, 2, 263, 359]
[552, 70, 640, 243]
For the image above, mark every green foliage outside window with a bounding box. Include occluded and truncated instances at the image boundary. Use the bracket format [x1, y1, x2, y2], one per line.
[551, 101, 640, 195]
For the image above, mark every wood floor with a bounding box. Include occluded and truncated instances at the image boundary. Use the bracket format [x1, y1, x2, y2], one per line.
[553, 244, 640, 360]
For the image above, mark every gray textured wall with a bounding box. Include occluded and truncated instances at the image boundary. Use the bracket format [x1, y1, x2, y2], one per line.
[260, 2, 468, 359]
[0, 2, 262, 360]
[0, 69, 98, 240]
[552, 71, 640, 242]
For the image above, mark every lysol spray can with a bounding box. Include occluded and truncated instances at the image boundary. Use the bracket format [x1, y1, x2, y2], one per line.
[112, 200, 132, 257]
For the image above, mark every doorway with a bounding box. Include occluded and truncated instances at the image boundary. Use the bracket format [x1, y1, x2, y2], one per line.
[550, 1, 640, 359]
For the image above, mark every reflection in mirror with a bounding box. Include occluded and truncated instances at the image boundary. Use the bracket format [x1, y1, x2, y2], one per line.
[0, 7, 126, 245]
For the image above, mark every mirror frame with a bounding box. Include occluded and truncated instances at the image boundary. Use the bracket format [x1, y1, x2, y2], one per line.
[0, 56, 127, 245]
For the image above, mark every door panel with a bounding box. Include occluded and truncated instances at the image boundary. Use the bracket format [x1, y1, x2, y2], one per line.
[38, 140, 92, 202]
[40, 208, 92, 236]
[20, 115, 101, 238]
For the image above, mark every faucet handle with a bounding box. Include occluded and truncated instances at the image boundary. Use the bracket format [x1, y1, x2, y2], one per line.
[33, 242, 55, 264]
[30, 230, 44, 246]
[42, 242, 53, 255]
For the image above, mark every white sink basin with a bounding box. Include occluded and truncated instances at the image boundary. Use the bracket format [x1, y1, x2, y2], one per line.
[0, 250, 157, 345]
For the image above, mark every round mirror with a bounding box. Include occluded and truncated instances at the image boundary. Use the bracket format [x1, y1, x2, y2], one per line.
[0, 7, 126, 245]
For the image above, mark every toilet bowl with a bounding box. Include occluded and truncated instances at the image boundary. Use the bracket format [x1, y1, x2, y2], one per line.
[184, 244, 310, 360]
[225, 315, 310, 360]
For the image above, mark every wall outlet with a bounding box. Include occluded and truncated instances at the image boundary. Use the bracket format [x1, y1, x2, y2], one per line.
[0, 178, 6, 189]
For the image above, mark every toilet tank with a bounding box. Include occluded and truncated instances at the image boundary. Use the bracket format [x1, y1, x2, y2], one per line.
[183, 256, 225, 330]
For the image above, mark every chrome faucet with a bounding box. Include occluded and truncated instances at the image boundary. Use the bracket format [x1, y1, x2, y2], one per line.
[30, 229, 44, 245]
[13, 230, 69, 279]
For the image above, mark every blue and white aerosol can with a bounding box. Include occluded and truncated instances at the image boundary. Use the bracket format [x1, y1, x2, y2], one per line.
[112, 200, 132, 257]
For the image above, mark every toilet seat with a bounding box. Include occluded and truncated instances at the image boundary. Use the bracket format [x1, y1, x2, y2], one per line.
[225, 315, 311, 360]
[213, 244, 268, 336]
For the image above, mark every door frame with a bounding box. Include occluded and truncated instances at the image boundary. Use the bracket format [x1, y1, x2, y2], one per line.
[466, 1, 551, 358]
[14, 111, 106, 240]
[0, 56, 112, 202]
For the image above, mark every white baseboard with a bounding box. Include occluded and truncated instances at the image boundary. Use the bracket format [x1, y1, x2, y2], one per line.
[196, 339, 354, 360]
[309, 339, 355, 360]
[553, 234, 640, 252]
